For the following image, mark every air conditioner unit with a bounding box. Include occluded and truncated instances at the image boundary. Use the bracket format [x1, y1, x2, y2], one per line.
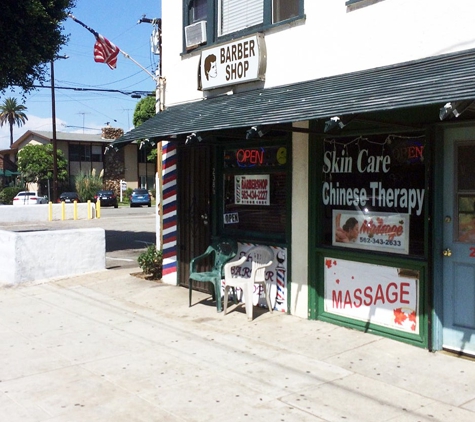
[185, 21, 207, 49]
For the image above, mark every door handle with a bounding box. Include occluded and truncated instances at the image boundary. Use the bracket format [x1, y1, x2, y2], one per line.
[443, 248, 452, 257]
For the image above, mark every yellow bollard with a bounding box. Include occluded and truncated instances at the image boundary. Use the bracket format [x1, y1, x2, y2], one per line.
[96, 199, 101, 219]
[87, 200, 91, 219]
[48, 201, 53, 221]
[73, 200, 78, 220]
[61, 201, 65, 220]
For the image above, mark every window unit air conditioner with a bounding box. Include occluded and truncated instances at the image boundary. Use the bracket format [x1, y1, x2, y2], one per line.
[185, 21, 207, 48]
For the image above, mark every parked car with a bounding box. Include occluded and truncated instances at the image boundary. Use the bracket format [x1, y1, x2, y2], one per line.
[94, 190, 118, 208]
[129, 188, 152, 207]
[58, 192, 80, 203]
[12, 191, 48, 205]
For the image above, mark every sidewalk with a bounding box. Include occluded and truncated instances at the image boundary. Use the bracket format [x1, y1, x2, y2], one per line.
[1, 267, 474, 422]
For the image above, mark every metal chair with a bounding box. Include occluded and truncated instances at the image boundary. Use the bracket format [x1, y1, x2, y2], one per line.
[189, 239, 237, 312]
[223, 245, 274, 321]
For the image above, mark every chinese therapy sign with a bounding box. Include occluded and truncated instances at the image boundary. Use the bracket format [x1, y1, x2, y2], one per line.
[322, 135, 426, 255]
[235, 175, 270, 205]
[324, 258, 419, 334]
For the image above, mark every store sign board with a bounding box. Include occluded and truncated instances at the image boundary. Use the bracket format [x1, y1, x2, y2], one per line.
[235, 175, 270, 205]
[332, 210, 410, 254]
[321, 135, 426, 255]
[199, 34, 266, 90]
[324, 258, 419, 334]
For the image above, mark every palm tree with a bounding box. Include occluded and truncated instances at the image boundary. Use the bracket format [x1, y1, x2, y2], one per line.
[0, 97, 28, 147]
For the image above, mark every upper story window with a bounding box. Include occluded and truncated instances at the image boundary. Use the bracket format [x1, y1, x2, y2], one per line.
[69, 144, 103, 163]
[185, 0, 303, 50]
[219, 0, 264, 36]
[273, 0, 300, 23]
[189, 0, 207, 23]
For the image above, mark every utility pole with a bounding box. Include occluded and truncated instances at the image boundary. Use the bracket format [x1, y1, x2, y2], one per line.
[51, 55, 68, 202]
[138, 15, 164, 249]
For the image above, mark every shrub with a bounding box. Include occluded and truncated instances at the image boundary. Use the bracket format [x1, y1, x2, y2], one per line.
[75, 169, 103, 202]
[0, 186, 23, 204]
[138, 244, 163, 279]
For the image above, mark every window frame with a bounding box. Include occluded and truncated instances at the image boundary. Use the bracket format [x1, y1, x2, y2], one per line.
[217, 136, 292, 244]
[183, 0, 305, 53]
[346, 0, 385, 11]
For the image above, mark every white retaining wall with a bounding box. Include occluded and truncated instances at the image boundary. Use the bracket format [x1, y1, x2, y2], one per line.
[0, 203, 96, 223]
[0, 228, 106, 285]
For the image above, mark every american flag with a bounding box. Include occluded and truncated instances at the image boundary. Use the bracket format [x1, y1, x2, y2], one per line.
[94, 34, 120, 69]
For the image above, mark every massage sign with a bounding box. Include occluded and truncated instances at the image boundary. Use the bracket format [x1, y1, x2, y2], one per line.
[321, 135, 426, 334]
[199, 34, 266, 90]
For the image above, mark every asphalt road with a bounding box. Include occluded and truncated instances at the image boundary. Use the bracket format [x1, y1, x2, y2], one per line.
[0, 206, 157, 270]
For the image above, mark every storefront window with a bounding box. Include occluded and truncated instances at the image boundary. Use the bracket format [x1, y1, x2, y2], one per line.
[456, 143, 475, 242]
[221, 144, 288, 240]
[321, 133, 427, 256]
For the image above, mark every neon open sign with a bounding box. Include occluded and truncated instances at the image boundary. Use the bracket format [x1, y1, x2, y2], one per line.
[236, 148, 264, 167]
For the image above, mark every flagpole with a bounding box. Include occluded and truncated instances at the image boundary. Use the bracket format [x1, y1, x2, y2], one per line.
[68, 14, 99, 37]
[119, 50, 157, 81]
[69, 14, 158, 82]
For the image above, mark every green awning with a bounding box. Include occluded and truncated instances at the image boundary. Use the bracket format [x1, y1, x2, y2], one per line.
[0, 170, 19, 176]
[111, 47, 475, 147]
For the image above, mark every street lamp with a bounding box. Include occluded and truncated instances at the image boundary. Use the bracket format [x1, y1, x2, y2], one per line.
[51, 55, 68, 202]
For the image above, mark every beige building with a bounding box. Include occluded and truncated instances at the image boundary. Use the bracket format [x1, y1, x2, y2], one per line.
[1, 129, 156, 195]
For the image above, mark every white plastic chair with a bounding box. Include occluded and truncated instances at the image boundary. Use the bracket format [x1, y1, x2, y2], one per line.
[223, 245, 274, 320]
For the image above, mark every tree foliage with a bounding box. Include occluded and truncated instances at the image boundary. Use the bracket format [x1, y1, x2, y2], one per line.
[17, 144, 68, 185]
[0, 98, 28, 146]
[133, 95, 156, 127]
[133, 95, 158, 160]
[0, 0, 76, 93]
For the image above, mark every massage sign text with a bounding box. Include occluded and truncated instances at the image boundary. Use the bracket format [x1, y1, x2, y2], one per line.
[323, 139, 426, 254]
[324, 258, 420, 334]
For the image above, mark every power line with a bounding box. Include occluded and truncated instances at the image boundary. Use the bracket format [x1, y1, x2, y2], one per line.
[26, 84, 153, 97]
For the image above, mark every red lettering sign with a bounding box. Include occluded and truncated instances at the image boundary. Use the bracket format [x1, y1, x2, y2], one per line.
[236, 149, 264, 165]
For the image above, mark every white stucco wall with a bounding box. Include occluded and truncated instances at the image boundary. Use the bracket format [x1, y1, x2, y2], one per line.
[0, 203, 96, 223]
[290, 122, 309, 318]
[162, 0, 475, 106]
[0, 228, 105, 285]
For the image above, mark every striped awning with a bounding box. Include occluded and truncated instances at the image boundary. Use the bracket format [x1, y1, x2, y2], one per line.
[111, 47, 475, 148]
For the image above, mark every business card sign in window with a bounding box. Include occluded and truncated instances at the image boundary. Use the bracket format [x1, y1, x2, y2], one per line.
[235, 175, 270, 206]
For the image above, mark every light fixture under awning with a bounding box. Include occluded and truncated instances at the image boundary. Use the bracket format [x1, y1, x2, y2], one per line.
[110, 47, 475, 149]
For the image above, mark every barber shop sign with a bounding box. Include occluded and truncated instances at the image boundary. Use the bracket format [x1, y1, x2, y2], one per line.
[199, 34, 267, 90]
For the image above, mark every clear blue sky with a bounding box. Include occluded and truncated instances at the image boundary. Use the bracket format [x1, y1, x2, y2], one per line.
[0, 0, 161, 150]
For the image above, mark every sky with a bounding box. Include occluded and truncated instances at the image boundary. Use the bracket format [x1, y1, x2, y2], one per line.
[0, 0, 161, 150]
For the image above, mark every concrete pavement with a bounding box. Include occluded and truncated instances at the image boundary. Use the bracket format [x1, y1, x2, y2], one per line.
[1, 267, 474, 421]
